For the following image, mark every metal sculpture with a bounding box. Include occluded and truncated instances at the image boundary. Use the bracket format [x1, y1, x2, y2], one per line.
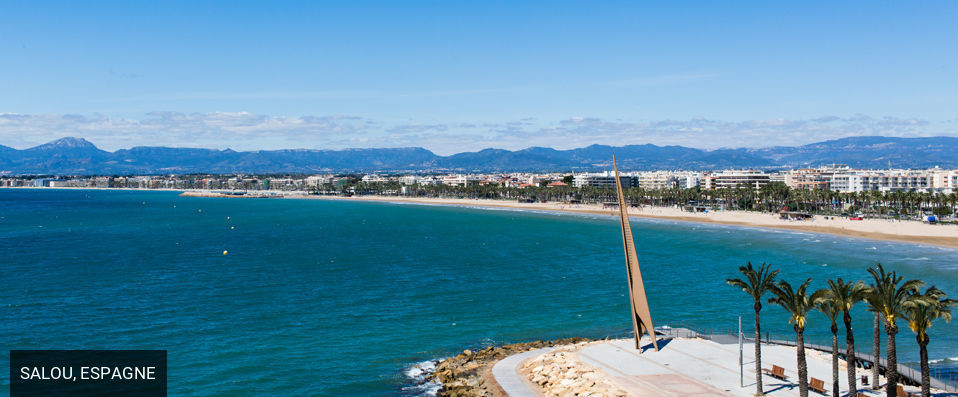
[612, 156, 659, 351]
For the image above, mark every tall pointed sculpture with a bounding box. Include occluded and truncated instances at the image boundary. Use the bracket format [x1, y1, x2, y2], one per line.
[612, 156, 659, 351]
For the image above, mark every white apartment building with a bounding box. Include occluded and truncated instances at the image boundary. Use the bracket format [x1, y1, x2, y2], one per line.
[441, 174, 480, 186]
[677, 173, 702, 189]
[931, 170, 958, 190]
[306, 175, 334, 187]
[633, 171, 702, 190]
[572, 172, 635, 188]
[398, 175, 419, 185]
[829, 170, 931, 193]
[269, 178, 302, 190]
[361, 174, 390, 183]
[704, 170, 770, 190]
[635, 171, 675, 190]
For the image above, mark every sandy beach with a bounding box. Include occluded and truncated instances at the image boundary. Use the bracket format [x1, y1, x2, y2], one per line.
[178, 190, 958, 249]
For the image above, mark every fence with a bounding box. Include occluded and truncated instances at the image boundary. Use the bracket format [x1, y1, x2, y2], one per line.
[607, 322, 958, 393]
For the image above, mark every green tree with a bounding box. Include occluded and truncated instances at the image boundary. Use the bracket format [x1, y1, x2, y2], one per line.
[769, 278, 826, 397]
[902, 286, 954, 397]
[865, 264, 925, 397]
[823, 278, 868, 394]
[727, 262, 780, 396]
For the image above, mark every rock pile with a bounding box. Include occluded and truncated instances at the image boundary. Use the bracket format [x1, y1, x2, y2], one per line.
[430, 337, 592, 397]
[520, 343, 629, 397]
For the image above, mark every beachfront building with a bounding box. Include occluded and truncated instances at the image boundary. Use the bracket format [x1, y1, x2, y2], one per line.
[635, 171, 676, 190]
[306, 175, 334, 187]
[573, 172, 636, 189]
[441, 174, 480, 186]
[398, 175, 419, 185]
[828, 170, 932, 193]
[397, 175, 441, 185]
[784, 168, 842, 190]
[361, 174, 390, 183]
[633, 171, 702, 190]
[931, 169, 958, 192]
[268, 178, 303, 190]
[703, 170, 770, 190]
[677, 173, 702, 189]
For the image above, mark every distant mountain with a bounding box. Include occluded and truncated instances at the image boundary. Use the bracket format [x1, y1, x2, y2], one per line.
[439, 144, 774, 171]
[1, 136, 956, 175]
[751, 136, 958, 169]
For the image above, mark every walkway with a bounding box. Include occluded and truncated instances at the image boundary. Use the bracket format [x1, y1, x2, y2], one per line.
[492, 347, 557, 397]
[491, 336, 928, 396]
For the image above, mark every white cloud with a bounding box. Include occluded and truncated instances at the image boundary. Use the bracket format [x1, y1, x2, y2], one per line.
[0, 112, 371, 150]
[0, 112, 953, 155]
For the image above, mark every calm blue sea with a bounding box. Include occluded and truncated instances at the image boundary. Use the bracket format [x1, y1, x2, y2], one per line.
[1, 189, 956, 395]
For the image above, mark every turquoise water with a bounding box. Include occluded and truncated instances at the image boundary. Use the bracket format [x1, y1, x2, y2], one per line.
[1, 189, 956, 395]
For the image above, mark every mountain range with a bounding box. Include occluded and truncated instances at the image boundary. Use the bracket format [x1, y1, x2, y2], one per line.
[1, 136, 957, 175]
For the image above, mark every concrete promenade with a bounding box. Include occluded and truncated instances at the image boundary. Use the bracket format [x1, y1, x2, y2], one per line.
[492, 347, 558, 397]
[492, 335, 937, 396]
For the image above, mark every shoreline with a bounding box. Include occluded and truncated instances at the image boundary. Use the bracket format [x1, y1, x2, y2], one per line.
[189, 191, 958, 250]
[6, 187, 957, 249]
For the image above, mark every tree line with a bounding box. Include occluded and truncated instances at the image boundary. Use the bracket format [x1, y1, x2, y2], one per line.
[728, 263, 954, 397]
[332, 181, 958, 219]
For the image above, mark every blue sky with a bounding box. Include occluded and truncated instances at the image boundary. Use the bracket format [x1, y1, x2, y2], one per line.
[1, 1, 956, 154]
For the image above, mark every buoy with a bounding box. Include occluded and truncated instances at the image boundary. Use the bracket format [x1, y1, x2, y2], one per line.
[230, 226, 235, 230]
[222, 250, 228, 255]
[227, 216, 231, 220]
[198, 209, 202, 212]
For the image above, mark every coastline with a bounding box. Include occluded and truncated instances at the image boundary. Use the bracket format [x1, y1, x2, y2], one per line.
[7, 187, 958, 249]
[210, 192, 958, 250]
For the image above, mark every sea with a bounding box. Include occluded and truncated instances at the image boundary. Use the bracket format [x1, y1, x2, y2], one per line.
[1, 188, 956, 395]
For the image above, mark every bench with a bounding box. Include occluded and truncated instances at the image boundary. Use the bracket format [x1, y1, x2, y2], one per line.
[897, 385, 920, 397]
[809, 377, 827, 395]
[762, 365, 789, 380]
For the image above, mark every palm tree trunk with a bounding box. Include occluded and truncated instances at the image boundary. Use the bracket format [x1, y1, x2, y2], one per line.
[754, 304, 764, 395]
[919, 336, 930, 397]
[797, 326, 809, 397]
[873, 313, 881, 389]
[831, 322, 839, 397]
[844, 311, 857, 394]
[885, 323, 898, 397]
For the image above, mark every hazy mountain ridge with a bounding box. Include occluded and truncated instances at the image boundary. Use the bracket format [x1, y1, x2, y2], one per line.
[1, 136, 956, 175]
[750, 136, 958, 169]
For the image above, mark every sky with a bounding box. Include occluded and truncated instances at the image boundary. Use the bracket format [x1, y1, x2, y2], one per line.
[1, 1, 957, 154]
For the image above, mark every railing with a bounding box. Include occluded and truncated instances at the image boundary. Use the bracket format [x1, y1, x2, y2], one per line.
[643, 322, 958, 393]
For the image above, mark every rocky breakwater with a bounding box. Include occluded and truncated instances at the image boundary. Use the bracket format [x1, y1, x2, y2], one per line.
[520, 343, 628, 397]
[430, 337, 592, 397]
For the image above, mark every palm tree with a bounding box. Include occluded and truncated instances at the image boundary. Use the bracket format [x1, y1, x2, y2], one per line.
[872, 312, 881, 389]
[769, 278, 826, 397]
[865, 264, 925, 397]
[902, 286, 954, 397]
[815, 297, 841, 397]
[727, 262, 780, 396]
[824, 278, 868, 394]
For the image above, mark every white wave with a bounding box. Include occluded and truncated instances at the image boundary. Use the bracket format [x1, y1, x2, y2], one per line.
[404, 360, 442, 396]
[929, 357, 958, 365]
[405, 360, 436, 378]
